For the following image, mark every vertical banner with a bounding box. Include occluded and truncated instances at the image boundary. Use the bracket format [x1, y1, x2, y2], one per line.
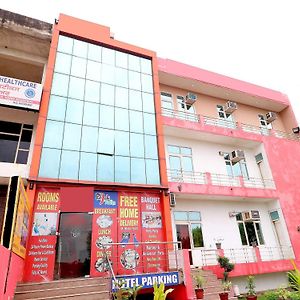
[91, 191, 118, 277]
[23, 189, 60, 282]
[140, 193, 167, 272]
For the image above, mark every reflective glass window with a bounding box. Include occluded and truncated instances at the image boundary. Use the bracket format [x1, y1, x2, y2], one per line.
[57, 35, 73, 54]
[144, 135, 158, 159]
[19, 130, 32, 150]
[79, 152, 97, 181]
[115, 131, 129, 156]
[39, 148, 61, 178]
[65, 98, 83, 124]
[97, 154, 114, 182]
[54, 52, 72, 74]
[97, 128, 114, 154]
[62, 123, 81, 151]
[43, 120, 64, 149]
[59, 150, 79, 179]
[68, 76, 85, 100]
[189, 211, 201, 221]
[129, 111, 143, 133]
[115, 108, 129, 131]
[70, 56, 86, 78]
[141, 74, 153, 93]
[86, 60, 101, 81]
[47, 95, 67, 121]
[0, 134, 18, 162]
[142, 92, 155, 113]
[16, 150, 29, 164]
[88, 44, 102, 62]
[174, 211, 188, 221]
[115, 67, 128, 88]
[85, 80, 100, 103]
[167, 145, 180, 154]
[145, 159, 160, 184]
[129, 90, 142, 111]
[102, 48, 115, 65]
[128, 54, 140, 72]
[73, 39, 88, 58]
[191, 224, 204, 247]
[83, 102, 99, 126]
[143, 113, 156, 135]
[101, 64, 115, 84]
[100, 84, 115, 106]
[131, 158, 146, 184]
[181, 147, 192, 155]
[169, 156, 181, 170]
[141, 58, 152, 74]
[115, 156, 130, 183]
[116, 51, 128, 69]
[99, 105, 114, 129]
[130, 133, 144, 158]
[115, 87, 128, 109]
[81, 126, 98, 152]
[128, 71, 141, 91]
[51, 73, 69, 97]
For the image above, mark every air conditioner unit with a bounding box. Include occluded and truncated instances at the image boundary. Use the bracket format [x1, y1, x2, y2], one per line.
[292, 126, 300, 134]
[225, 101, 237, 114]
[231, 150, 245, 163]
[169, 193, 176, 207]
[265, 112, 277, 124]
[185, 92, 197, 105]
[242, 210, 260, 221]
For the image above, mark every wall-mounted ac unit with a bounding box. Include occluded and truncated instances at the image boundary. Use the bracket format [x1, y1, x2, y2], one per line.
[231, 150, 245, 163]
[292, 126, 300, 134]
[169, 193, 176, 207]
[185, 92, 197, 105]
[265, 112, 277, 124]
[242, 210, 260, 221]
[225, 101, 237, 114]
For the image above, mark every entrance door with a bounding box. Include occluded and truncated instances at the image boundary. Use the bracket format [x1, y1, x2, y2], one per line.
[176, 224, 193, 264]
[55, 213, 92, 279]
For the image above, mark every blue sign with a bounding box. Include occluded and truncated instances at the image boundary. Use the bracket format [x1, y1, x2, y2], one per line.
[94, 191, 118, 208]
[112, 272, 180, 291]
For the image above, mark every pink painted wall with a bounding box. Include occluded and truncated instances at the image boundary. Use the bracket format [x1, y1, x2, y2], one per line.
[0, 245, 24, 300]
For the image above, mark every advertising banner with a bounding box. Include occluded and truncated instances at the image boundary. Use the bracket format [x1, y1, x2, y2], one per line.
[0, 75, 42, 110]
[23, 189, 60, 282]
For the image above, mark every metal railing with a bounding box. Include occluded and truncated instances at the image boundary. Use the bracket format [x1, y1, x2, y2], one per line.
[210, 173, 241, 187]
[240, 123, 270, 136]
[224, 247, 257, 264]
[203, 116, 237, 129]
[273, 130, 300, 141]
[259, 246, 295, 262]
[161, 108, 200, 122]
[189, 249, 219, 266]
[167, 169, 207, 184]
[243, 177, 276, 189]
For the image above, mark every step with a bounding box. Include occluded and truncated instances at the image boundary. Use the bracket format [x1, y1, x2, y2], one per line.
[14, 283, 110, 299]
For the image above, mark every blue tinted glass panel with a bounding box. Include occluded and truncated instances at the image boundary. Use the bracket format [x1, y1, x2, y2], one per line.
[142, 92, 155, 113]
[57, 35, 73, 54]
[79, 152, 97, 181]
[47, 95, 66, 121]
[181, 147, 192, 155]
[182, 157, 193, 172]
[81, 126, 98, 152]
[86, 60, 101, 81]
[115, 131, 129, 156]
[68, 76, 85, 100]
[141, 74, 153, 93]
[189, 211, 201, 221]
[115, 156, 130, 183]
[65, 98, 83, 124]
[173, 211, 188, 221]
[141, 58, 152, 75]
[115, 67, 128, 88]
[116, 51, 128, 68]
[169, 156, 181, 170]
[131, 158, 146, 184]
[100, 84, 114, 106]
[73, 39, 88, 58]
[85, 80, 100, 103]
[62, 123, 82, 151]
[144, 135, 158, 159]
[146, 159, 160, 185]
[101, 64, 115, 85]
[129, 111, 143, 133]
[97, 128, 114, 154]
[115, 87, 128, 109]
[129, 90, 142, 111]
[54, 52, 71, 74]
[97, 154, 114, 182]
[115, 108, 129, 131]
[128, 71, 141, 91]
[102, 48, 115, 65]
[128, 54, 140, 72]
[167, 145, 180, 154]
[99, 105, 114, 129]
[59, 150, 79, 179]
[51, 73, 69, 97]
[143, 113, 156, 135]
[39, 148, 61, 178]
[43, 120, 64, 148]
[83, 102, 99, 126]
[88, 44, 102, 62]
[70, 56, 86, 78]
[130, 133, 144, 158]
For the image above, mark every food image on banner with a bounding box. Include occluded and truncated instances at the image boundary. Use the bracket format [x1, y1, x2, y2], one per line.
[91, 191, 118, 277]
[140, 194, 167, 273]
[32, 212, 57, 236]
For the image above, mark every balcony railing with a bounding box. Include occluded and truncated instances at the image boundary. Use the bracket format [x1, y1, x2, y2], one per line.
[240, 123, 270, 136]
[161, 107, 199, 122]
[243, 177, 276, 189]
[210, 173, 241, 187]
[167, 169, 207, 185]
[203, 116, 237, 129]
[259, 246, 295, 261]
[273, 130, 300, 141]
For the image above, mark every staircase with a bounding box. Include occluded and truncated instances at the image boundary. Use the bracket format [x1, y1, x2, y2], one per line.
[190, 269, 235, 300]
[14, 277, 111, 300]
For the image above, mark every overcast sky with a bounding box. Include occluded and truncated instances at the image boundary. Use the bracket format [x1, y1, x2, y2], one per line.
[2, 0, 300, 124]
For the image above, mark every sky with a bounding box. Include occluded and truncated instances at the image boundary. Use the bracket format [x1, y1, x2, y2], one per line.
[2, 0, 300, 124]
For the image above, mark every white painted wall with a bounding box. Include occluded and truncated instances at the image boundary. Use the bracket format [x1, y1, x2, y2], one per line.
[0, 106, 38, 181]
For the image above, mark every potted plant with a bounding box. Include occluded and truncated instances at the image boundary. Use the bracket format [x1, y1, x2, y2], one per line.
[245, 276, 257, 300]
[194, 273, 206, 299]
[217, 256, 235, 282]
[219, 281, 232, 300]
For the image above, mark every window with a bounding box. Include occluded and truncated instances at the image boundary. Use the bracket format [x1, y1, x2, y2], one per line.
[258, 114, 272, 135]
[168, 145, 193, 173]
[216, 105, 235, 128]
[223, 152, 249, 178]
[0, 121, 33, 164]
[177, 96, 195, 113]
[236, 213, 265, 246]
[161, 92, 173, 110]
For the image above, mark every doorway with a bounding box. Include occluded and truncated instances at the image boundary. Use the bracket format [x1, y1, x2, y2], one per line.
[55, 213, 92, 279]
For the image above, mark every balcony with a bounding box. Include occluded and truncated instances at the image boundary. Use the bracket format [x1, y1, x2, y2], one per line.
[161, 108, 300, 142]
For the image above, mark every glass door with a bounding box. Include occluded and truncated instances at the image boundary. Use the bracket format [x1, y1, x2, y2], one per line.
[176, 224, 193, 264]
[55, 213, 92, 279]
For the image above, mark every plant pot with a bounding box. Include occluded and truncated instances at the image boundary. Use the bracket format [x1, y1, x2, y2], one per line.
[195, 288, 204, 299]
[246, 296, 257, 300]
[219, 292, 229, 300]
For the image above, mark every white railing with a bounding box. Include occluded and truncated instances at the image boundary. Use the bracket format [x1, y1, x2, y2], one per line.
[259, 246, 295, 262]
[240, 123, 270, 136]
[161, 108, 199, 122]
[224, 248, 257, 264]
[210, 173, 241, 187]
[243, 177, 276, 189]
[167, 169, 207, 184]
[203, 116, 237, 129]
[273, 130, 300, 141]
[190, 249, 219, 266]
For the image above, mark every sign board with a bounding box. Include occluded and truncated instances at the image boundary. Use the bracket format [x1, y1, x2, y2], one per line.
[0, 75, 42, 110]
